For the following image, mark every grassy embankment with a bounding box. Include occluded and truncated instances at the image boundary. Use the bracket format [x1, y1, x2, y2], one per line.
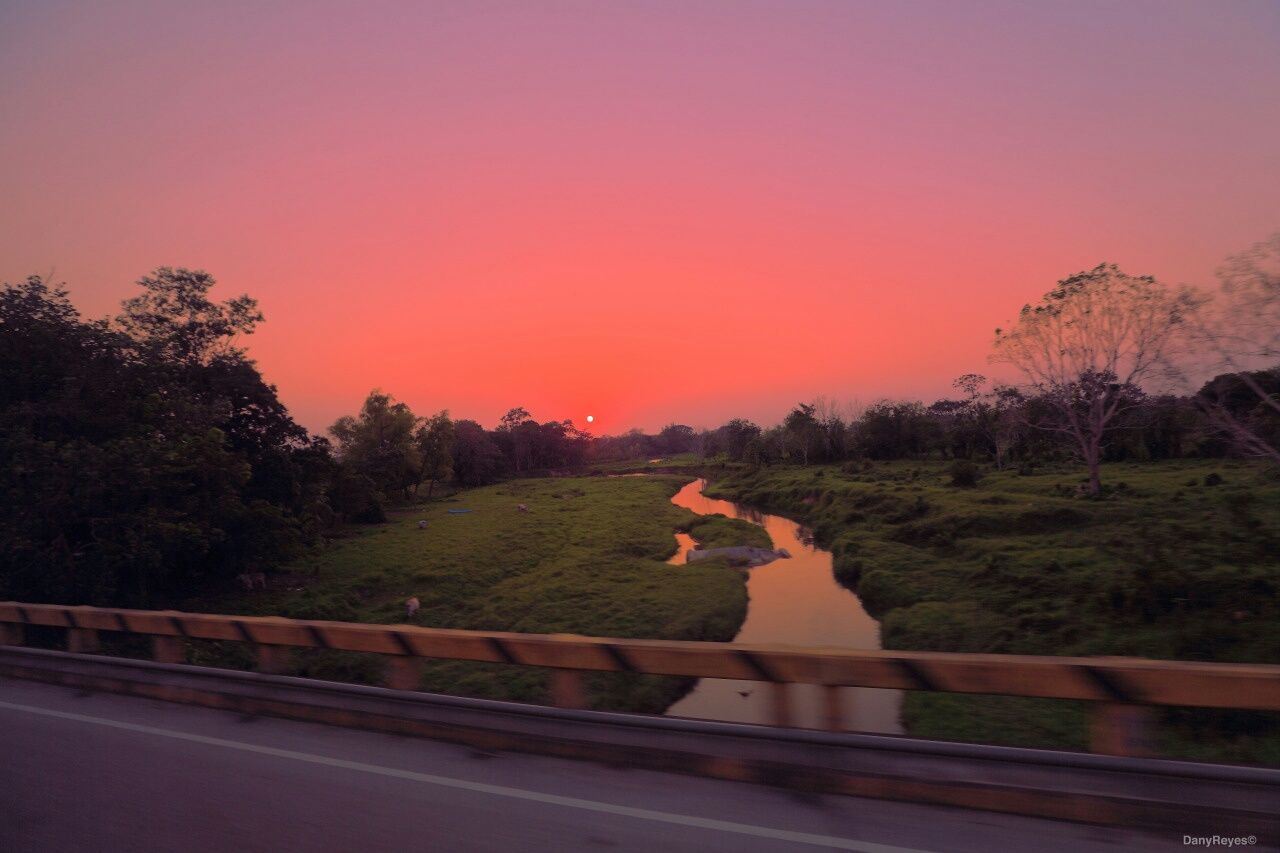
[704, 459, 1280, 764]
[186, 475, 766, 713]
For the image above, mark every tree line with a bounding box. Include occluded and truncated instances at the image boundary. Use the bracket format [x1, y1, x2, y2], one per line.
[598, 237, 1280, 496]
[326, 397, 591, 509]
[661, 367, 1278, 477]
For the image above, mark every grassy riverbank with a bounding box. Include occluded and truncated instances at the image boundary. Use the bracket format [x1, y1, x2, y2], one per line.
[185, 475, 764, 713]
[703, 459, 1280, 763]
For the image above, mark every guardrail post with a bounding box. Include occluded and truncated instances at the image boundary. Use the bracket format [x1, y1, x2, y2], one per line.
[0, 623, 23, 646]
[823, 685, 845, 732]
[152, 636, 185, 664]
[550, 669, 585, 709]
[67, 628, 99, 654]
[385, 657, 421, 691]
[1090, 703, 1154, 756]
[769, 682, 792, 728]
[256, 645, 290, 675]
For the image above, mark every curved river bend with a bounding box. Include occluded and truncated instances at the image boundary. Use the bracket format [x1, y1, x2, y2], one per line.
[664, 479, 902, 734]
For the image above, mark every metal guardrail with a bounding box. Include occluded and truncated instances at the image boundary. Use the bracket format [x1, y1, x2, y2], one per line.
[2, 600, 1277, 757]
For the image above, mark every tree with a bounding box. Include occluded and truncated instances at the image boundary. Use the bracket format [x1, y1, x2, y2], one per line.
[497, 407, 535, 472]
[544, 419, 591, 469]
[451, 419, 505, 486]
[1, 272, 321, 606]
[783, 403, 821, 465]
[117, 267, 262, 366]
[657, 423, 696, 455]
[811, 396, 849, 461]
[1194, 369, 1280, 462]
[854, 401, 934, 459]
[985, 385, 1027, 469]
[1179, 234, 1280, 464]
[716, 418, 762, 462]
[993, 264, 1200, 495]
[328, 390, 420, 498]
[934, 374, 1023, 468]
[414, 410, 455, 499]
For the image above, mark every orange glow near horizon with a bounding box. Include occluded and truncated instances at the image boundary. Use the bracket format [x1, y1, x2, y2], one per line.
[2, 2, 1278, 434]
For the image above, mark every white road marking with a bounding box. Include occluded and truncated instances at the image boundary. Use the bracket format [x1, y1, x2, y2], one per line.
[0, 698, 934, 852]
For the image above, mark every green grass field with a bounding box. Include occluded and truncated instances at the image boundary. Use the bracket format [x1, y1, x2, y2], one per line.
[185, 475, 765, 713]
[587, 453, 707, 473]
[703, 458, 1280, 763]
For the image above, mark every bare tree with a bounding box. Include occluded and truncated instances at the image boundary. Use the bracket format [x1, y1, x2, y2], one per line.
[1174, 233, 1280, 463]
[1214, 232, 1280, 366]
[992, 264, 1200, 495]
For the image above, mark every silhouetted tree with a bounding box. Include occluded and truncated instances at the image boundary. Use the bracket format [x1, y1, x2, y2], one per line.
[329, 390, 421, 499]
[117, 267, 262, 366]
[1177, 234, 1280, 464]
[717, 418, 762, 462]
[993, 264, 1200, 494]
[0, 272, 320, 607]
[657, 423, 696, 455]
[783, 403, 821, 465]
[414, 410, 455, 499]
[452, 419, 505, 486]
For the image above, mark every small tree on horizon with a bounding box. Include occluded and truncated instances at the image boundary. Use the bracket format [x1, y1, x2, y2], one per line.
[414, 410, 455, 500]
[783, 403, 822, 465]
[992, 264, 1200, 495]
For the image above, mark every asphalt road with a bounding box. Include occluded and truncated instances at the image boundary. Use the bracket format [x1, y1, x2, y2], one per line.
[0, 678, 1210, 852]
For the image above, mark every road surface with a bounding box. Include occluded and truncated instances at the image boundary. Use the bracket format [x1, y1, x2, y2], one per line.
[0, 677, 1209, 852]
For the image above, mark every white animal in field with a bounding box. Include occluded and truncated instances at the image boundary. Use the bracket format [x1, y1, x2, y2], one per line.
[417, 520, 427, 529]
[516, 504, 528, 512]
[405, 596, 420, 618]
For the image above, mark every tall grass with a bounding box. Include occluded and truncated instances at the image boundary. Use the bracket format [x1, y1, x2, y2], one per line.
[184, 475, 765, 712]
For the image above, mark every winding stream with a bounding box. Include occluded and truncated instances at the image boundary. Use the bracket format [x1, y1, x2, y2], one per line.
[664, 478, 903, 734]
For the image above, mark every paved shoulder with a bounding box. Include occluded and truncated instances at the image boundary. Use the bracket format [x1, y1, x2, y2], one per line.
[0, 678, 1193, 852]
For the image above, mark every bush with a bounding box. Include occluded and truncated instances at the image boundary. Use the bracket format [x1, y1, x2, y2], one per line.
[882, 601, 1007, 653]
[948, 459, 982, 488]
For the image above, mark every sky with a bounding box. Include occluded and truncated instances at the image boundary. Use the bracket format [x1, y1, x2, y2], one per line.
[2, 1, 1278, 435]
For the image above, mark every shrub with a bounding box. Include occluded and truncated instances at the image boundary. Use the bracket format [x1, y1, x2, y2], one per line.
[948, 459, 982, 488]
[882, 601, 1007, 653]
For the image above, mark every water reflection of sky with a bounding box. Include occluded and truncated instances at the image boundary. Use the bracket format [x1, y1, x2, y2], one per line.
[665, 479, 902, 734]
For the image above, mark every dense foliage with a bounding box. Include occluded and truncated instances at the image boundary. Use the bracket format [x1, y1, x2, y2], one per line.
[0, 272, 331, 607]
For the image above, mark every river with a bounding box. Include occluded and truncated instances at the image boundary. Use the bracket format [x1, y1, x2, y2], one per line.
[664, 478, 902, 734]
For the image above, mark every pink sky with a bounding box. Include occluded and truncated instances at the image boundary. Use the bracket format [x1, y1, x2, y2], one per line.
[3, 1, 1278, 433]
